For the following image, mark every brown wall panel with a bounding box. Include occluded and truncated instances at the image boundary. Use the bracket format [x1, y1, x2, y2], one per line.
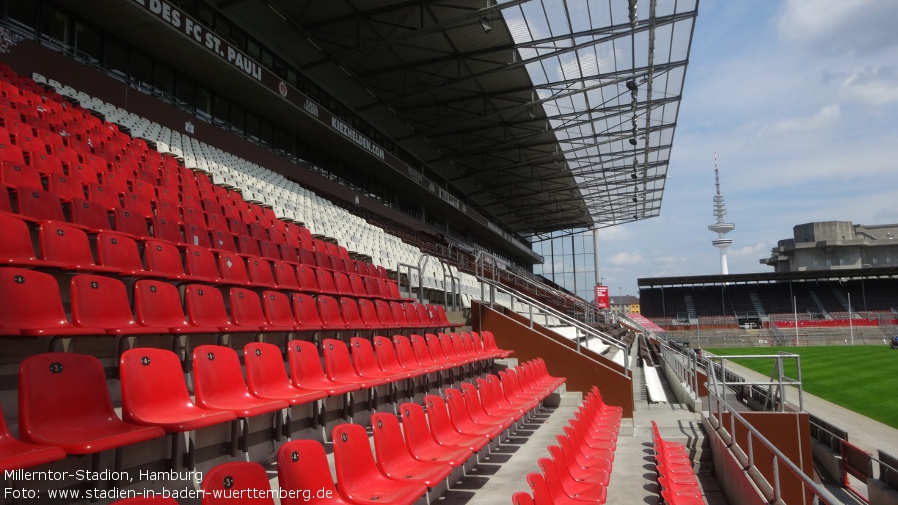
[472, 301, 634, 418]
[720, 411, 815, 505]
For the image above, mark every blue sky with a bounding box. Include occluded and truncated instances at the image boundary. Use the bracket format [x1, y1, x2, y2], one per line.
[596, 0, 898, 298]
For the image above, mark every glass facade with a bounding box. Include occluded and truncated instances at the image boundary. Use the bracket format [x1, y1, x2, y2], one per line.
[532, 228, 598, 302]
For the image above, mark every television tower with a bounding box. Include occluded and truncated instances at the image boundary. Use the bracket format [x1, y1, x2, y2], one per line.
[708, 153, 734, 275]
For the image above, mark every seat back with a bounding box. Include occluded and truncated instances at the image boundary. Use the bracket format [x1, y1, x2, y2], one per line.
[272, 260, 299, 290]
[70, 274, 140, 330]
[112, 208, 149, 238]
[526, 473, 552, 505]
[229, 287, 267, 327]
[511, 493, 535, 505]
[392, 335, 419, 368]
[321, 339, 359, 383]
[286, 340, 328, 388]
[0, 214, 40, 263]
[192, 345, 252, 407]
[295, 265, 319, 292]
[261, 290, 297, 327]
[70, 198, 111, 230]
[373, 300, 397, 328]
[372, 336, 403, 372]
[276, 440, 344, 505]
[184, 245, 221, 281]
[144, 240, 187, 278]
[217, 252, 250, 285]
[292, 293, 323, 330]
[133, 279, 189, 328]
[332, 271, 353, 296]
[357, 298, 381, 329]
[423, 395, 455, 439]
[119, 348, 194, 425]
[0, 267, 81, 335]
[185, 284, 230, 328]
[331, 423, 380, 492]
[370, 412, 416, 473]
[18, 353, 119, 443]
[201, 461, 275, 505]
[399, 402, 436, 455]
[348, 273, 367, 297]
[39, 221, 99, 267]
[316, 295, 346, 329]
[246, 257, 275, 286]
[17, 187, 66, 221]
[349, 337, 382, 377]
[389, 302, 411, 328]
[337, 297, 365, 329]
[244, 342, 290, 396]
[95, 231, 143, 273]
[411, 334, 438, 366]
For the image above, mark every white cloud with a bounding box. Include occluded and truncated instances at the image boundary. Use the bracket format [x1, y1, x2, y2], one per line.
[728, 242, 769, 259]
[776, 0, 898, 55]
[763, 104, 840, 134]
[840, 66, 898, 106]
[607, 250, 644, 267]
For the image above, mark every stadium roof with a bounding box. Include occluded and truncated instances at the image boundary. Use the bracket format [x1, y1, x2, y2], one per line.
[65, 0, 698, 239]
[273, 0, 700, 235]
[638, 266, 898, 288]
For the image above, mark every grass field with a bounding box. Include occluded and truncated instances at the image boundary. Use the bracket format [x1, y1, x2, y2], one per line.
[704, 346, 898, 430]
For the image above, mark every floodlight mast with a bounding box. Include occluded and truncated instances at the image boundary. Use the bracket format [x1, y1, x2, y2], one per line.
[708, 153, 734, 275]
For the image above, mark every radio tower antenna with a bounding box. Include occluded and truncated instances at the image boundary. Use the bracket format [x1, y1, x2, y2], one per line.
[708, 153, 734, 275]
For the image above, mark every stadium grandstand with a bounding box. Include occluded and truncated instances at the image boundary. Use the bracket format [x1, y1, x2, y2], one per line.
[1, 1, 896, 505]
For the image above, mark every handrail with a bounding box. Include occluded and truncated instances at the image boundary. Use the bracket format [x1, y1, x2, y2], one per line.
[474, 249, 600, 321]
[476, 275, 630, 373]
[396, 261, 422, 303]
[704, 351, 804, 412]
[705, 382, 840, 504]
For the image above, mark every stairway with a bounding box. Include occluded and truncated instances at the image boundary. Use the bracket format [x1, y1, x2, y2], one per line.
[808, 291, 829, 317]
[749, 291, 767, 318]
[684, 295, 698, 323]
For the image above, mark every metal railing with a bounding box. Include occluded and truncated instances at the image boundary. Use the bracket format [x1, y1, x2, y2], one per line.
[475, 275, 630, 372]
[705, 387, 840, 505]
[704, 351, 804, 412]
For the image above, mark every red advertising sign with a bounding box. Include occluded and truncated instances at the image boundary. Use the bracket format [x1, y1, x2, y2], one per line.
[595, 285, 609, 309]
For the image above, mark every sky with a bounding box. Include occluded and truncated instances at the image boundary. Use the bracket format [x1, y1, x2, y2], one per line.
[596, 0, 898, 298]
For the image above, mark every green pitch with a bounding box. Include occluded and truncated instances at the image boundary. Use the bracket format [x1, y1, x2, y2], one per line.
[704, 346, 898, 430]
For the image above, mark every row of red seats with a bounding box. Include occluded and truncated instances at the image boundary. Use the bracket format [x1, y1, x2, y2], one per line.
[0, 161, 340, 258]
[0, 332, 512, 472]
[0, 186, 374, 275]
[652, 420, 705, 505]
[191, 360, 563, 505]
[514, 386, 624, 505]
[0, 266, 449, 337]
[0, 214, 391, 300]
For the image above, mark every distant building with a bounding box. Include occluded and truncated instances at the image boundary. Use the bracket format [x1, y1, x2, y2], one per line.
[609, 295, 641, 314]
[761, 221, 898, 272]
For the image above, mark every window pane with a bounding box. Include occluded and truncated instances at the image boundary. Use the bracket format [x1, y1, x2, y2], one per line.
[74, 21, 101, 64]
[41, 5, 69, 44]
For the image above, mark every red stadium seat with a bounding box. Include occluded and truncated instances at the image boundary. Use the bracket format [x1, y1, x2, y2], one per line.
[422, 395, 489, 453]
[277, 440, 356, 505]
[272, 260, 300, 290]
[133, 279, 219, 333]
[286, 339, 360, 396]
[16, 186, 66, 222]
[185, 284, 259, 333]
[370, 412, 453, 488]
[18, 353, 165, 454]
[292, 293, 325, 331]
[119, 347, 237, 432]
[184, 245, 222, 283]
[398, 402, 472, 467]
[350, 337, 407, 383]
[244, 342, 327, 406]
[39, 221, 119, 273]
[321, 338, 386, 389]
[0, 402, 66, 472]
[69, 198, 111, 231]
[70, 274, 167, 334]
[332, 423, 427, 505]
[0, 267, 101, 336]
[317, 295, 347, 331]
[443, 388, 504, 438]
[339, 297, 370, 331]
[230, 287, 294, 332]
[192, 345, 288, 422]
[201, 461, 275, 505]
[538, 457, 607, 504]
[0, 214, 65, 268]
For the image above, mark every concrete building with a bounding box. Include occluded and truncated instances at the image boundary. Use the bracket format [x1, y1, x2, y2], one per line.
[609, 295, 641, 314]
[761, 221, 898, 272]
